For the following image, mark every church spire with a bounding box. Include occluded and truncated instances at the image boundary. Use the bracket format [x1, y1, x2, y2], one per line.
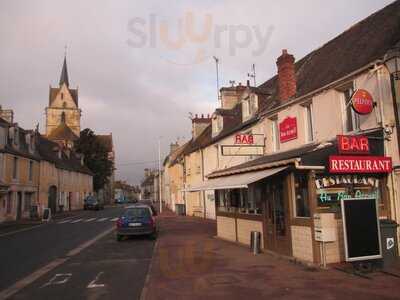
[59, 55, 69, 87]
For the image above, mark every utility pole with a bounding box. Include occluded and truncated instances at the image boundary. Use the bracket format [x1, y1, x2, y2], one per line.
[248, 64, 256, 87]
[158, 137, 162, 213]
[213, 56, 221, 103]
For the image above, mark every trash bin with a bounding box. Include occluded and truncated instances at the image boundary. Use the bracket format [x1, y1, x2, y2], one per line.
[250, 231, 261, 255]
[379, 219, 399, 269]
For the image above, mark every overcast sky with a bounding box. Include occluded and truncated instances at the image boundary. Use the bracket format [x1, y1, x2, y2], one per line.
[0, 0, 394, 185]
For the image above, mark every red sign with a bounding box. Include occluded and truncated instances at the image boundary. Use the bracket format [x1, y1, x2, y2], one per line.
[351, 89, 374, 115]
[337, 135, 369, 154]
[235, 134, 254, 145]
[279, 117, 297, 143]
[329, 156, 392, 174]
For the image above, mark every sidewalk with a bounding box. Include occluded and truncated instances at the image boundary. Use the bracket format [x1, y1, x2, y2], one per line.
[143, 212, 400, 300]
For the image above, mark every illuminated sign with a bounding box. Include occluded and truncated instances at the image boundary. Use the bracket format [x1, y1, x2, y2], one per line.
[279, 117, 297, 143]
[329, 155, 392, 174]
[337, 135, 369, 154]
[351, 89, 374, 115]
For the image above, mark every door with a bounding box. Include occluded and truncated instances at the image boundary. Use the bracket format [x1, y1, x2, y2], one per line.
[16, 192, 22, 220]
[264, 177, 291, 256]
[48, 186, 57, 214]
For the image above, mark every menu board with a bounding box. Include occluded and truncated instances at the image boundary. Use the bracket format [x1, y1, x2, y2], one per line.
[341, 198, 382, 261]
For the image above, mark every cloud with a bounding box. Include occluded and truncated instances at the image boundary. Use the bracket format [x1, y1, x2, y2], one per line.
[0, 0, 393, 184]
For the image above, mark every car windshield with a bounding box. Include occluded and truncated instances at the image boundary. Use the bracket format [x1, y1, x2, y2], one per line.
[85, 197, 96, 203]
[123, 208, 150, 218]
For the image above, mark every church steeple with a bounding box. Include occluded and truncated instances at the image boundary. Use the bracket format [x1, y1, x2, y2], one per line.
[59, 56, 69, 87]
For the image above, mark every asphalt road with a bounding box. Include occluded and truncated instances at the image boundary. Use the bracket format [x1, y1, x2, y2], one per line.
[0, 205, 156, 300]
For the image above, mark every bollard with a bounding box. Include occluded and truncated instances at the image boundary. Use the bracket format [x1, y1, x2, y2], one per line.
[250, 231, 261, 255]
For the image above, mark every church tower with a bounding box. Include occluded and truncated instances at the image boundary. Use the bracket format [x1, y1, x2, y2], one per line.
[45, 56, 81, 144]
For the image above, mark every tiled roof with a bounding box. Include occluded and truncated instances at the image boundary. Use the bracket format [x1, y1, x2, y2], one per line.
[49, 87, 78, 106]
[259, 0, 400, 111]
[37, 134, 93, 175]
[48, 123, 78, 141]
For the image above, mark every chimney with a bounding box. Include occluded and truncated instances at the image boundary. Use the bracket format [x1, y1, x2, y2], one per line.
[0, 106, 14, 124]
[220, 83, 247, 109]
[144, 168, 150, 178]
[276, 49, 296, 103]
[192, 114, 211, 138]
[170, 142, 180, 154]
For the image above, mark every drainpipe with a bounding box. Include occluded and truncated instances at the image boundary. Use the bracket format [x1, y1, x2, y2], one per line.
[201, 149, 206, 219]
[377, 67, 398, 222]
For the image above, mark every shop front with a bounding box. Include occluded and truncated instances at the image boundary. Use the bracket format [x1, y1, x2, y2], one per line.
[208, 129, 394, 265]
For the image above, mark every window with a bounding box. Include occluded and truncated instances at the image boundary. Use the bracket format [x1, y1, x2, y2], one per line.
[343, 88, 360, 132]
[6, 192, 12, 213]
[12, 157, 18, 180]
[61, 93, 64, 100]
[271, 118, 280, 152]
[24, 193, 32, 212]
[0, 127, 6, 147]
[29, 161, 33, 181]
[304, 103, 314, 142]
[216, 188, 263, 215]
[294, 173, 310, 217]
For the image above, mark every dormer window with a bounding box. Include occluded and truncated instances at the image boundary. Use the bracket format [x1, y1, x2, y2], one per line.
[212, 115, 223, 137]
[61, 93, 64, 100]
[242, 94, 258, 121]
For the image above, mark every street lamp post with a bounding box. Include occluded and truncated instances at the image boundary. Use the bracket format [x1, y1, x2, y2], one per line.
[158, 137, 162, 213]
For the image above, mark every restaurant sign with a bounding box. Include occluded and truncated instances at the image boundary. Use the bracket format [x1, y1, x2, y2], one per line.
[279, 117, 297, 143]
[329, 155, 392, 174]
[337, 135, 369, 154]
[351, 89, 374, 115]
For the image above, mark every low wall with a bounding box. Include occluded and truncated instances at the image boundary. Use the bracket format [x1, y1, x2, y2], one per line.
[237, 219, 264, 249]
[291, 225, 313, 262]
[217, 216, 236, 242]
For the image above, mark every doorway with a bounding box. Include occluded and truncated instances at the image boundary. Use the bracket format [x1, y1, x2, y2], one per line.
[48, 186, 57, 214]
[16, 192, 22, 220]
[264, 176, 291, 256]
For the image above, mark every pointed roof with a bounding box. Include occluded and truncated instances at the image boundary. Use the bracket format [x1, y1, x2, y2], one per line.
[59, 56, 69, 87]
[48, 122, 78, 142]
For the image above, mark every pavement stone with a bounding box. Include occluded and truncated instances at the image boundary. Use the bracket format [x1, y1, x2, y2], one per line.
[143, 211, 400, 300]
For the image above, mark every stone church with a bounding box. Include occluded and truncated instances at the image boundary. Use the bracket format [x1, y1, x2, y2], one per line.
[45, 56, 81, 147]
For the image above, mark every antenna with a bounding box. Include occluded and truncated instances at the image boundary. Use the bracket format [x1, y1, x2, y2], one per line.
[213, 56, 221, 103]
[229, 80, 236, 87]
[247, 64, 256, 87]
[64, 45, 68, 58]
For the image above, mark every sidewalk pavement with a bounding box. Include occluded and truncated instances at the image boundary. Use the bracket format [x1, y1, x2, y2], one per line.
[143, 211, 400, 300]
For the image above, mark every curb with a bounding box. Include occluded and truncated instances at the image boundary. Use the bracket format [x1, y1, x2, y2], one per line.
[139, 235, 160, 300]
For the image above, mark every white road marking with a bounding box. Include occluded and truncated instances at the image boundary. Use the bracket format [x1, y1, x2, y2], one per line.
[96, 218, 108, 222]
[84, 218, 97, 222]
[87, 272, 105, 289]
[57, 219, 73, 224]
[0, 227, 114, 299]
[70, 219, 83, 223]
[110, 218, 118, 221]
[41, 273, 72, 288]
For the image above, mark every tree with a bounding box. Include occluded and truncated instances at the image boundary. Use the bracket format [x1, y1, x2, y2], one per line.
[75, 128, 113, 192]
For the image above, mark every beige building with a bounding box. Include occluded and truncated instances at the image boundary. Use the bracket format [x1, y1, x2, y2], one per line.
[165, 1, 400, 265]
[0, 118, 40, 222]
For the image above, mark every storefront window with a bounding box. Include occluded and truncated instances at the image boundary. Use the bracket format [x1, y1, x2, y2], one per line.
[294, 173, 310, 217]
[216, 188, 263, 215]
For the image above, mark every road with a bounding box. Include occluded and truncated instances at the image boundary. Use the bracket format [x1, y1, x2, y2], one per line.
[0, 205, 156, 300]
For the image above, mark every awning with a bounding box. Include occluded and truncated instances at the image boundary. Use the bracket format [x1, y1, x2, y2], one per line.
[185, 166, 288, 192]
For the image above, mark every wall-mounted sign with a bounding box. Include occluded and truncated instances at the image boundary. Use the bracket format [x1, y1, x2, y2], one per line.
[318, 190, 379, 205]
[329, 155, 392, 174]
[351, 89, 374, 115]
[222, 133, 264, 156]
[235, 134, 254, 145]
[279, 117, 297, 143]
[337, 135, 369, 154]
[315, 175, 379, 189]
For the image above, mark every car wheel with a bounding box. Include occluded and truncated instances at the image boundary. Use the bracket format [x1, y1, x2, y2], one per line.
[117, 234, 123, 242]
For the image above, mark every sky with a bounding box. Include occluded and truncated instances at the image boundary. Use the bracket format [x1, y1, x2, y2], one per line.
[0, 0, 394, 185]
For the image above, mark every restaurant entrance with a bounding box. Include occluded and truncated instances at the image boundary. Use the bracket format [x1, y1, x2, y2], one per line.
[264, 176, 291, 256]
